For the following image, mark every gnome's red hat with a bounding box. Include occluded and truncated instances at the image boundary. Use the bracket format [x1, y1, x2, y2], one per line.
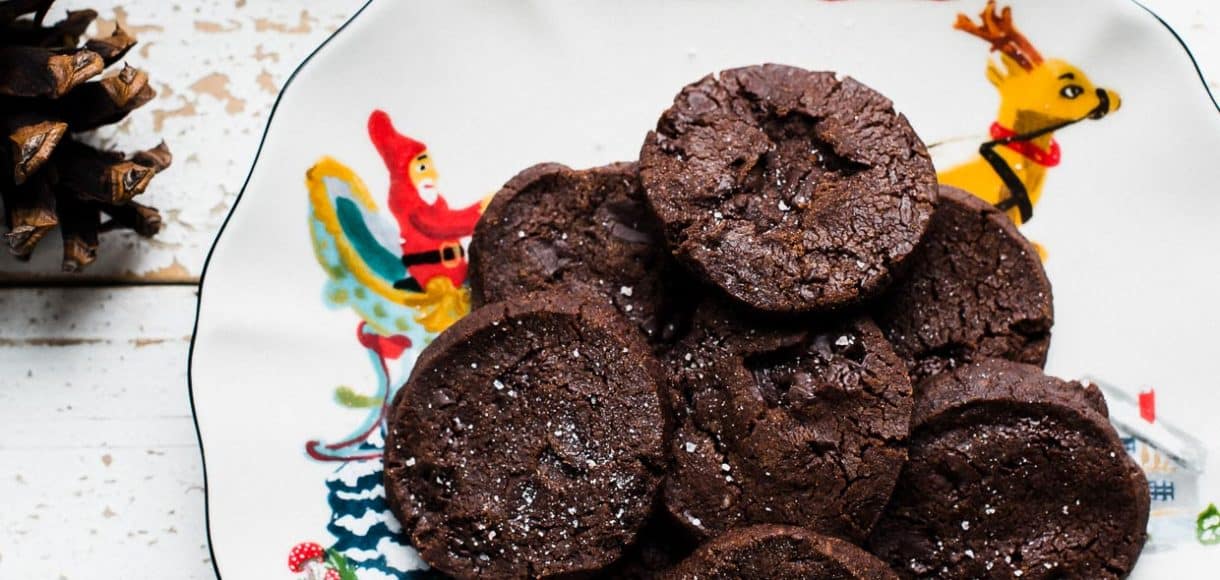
[368, 110, 426, 176]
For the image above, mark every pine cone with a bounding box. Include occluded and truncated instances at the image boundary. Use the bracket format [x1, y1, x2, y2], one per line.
[1, 0, 169, 272]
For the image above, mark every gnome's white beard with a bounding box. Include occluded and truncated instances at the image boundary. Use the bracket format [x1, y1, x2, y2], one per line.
[415, 178, 440, 204]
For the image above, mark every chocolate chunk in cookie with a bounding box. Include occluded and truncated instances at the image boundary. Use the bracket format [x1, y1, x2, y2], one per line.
[639, 64, 937, 313]
[666, 525, 899, 580]
[663, 299, 912, 542]
[384, 292, 668, 579]
[872, 185, 1053, 384]
[868, 359, 1148, 579]
[470, 162, 686, 344]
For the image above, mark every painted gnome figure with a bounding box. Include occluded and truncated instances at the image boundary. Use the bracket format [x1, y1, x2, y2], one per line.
[294, 111, 483, 578]
[367, 111, 482, 293]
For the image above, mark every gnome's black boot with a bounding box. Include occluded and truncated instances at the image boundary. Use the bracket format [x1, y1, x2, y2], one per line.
[393, 276, 423, 292]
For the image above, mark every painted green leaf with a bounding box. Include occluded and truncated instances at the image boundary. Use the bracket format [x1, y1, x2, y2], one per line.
[325, 548, 358, 580]
[1198, 503, 1220, 546]
[334, 385, 380, 408]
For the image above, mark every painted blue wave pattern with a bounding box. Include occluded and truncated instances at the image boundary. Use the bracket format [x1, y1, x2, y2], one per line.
[324, 429, 444, 579]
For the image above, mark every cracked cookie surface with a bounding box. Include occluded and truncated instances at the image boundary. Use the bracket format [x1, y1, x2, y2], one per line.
[868, 359, 1148, 579]
[470, 162, 687, 344]
[384, 292, 667, 579]
[639, 64, 937, 313]
[662, 298, 912, 542]
[872, 185, 1053, 384]
[665, 524, 899, 580]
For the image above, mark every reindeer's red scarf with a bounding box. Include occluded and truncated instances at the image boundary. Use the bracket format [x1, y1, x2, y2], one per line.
[990, 122, 1061, 167]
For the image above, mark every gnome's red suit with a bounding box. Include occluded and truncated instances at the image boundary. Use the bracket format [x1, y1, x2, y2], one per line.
[367, 110, 482, 292]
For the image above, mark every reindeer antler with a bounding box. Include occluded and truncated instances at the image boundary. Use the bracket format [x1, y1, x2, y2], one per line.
[954, 0, 1044, 71]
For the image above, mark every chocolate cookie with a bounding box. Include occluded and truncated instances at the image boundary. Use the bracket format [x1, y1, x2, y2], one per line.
[639, 64, 937, 313]
[383, 292, 668, 579]
[872, 185, 1052, 384]
[470, 162, 685, 343]
[665, 525, 899, 580]
[663, 299, 912, 541]
[868, 359, 1148, 579]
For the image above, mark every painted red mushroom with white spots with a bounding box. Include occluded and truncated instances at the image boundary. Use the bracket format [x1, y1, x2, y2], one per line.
[287, 541, 340, 580]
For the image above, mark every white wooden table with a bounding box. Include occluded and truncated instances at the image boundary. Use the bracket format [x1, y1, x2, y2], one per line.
[0, 1, 1215, 577]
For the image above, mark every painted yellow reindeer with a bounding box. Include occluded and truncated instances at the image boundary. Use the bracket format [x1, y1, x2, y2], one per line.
[939, 0, 1122, 226]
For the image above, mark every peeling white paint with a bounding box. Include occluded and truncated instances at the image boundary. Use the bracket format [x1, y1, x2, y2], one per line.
[0, 0, 364, 282]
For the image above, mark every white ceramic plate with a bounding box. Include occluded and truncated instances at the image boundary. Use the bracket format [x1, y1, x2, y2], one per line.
[189, 1, 1220, 578]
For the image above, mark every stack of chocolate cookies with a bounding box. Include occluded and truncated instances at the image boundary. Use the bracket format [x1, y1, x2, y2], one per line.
[384, 64, 1149, 579]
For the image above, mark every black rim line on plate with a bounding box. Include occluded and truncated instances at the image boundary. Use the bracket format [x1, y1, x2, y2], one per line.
[1131, 0, 1219, 112]
[185, 1, 374, 578]
[183, 1, 1219, 578]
